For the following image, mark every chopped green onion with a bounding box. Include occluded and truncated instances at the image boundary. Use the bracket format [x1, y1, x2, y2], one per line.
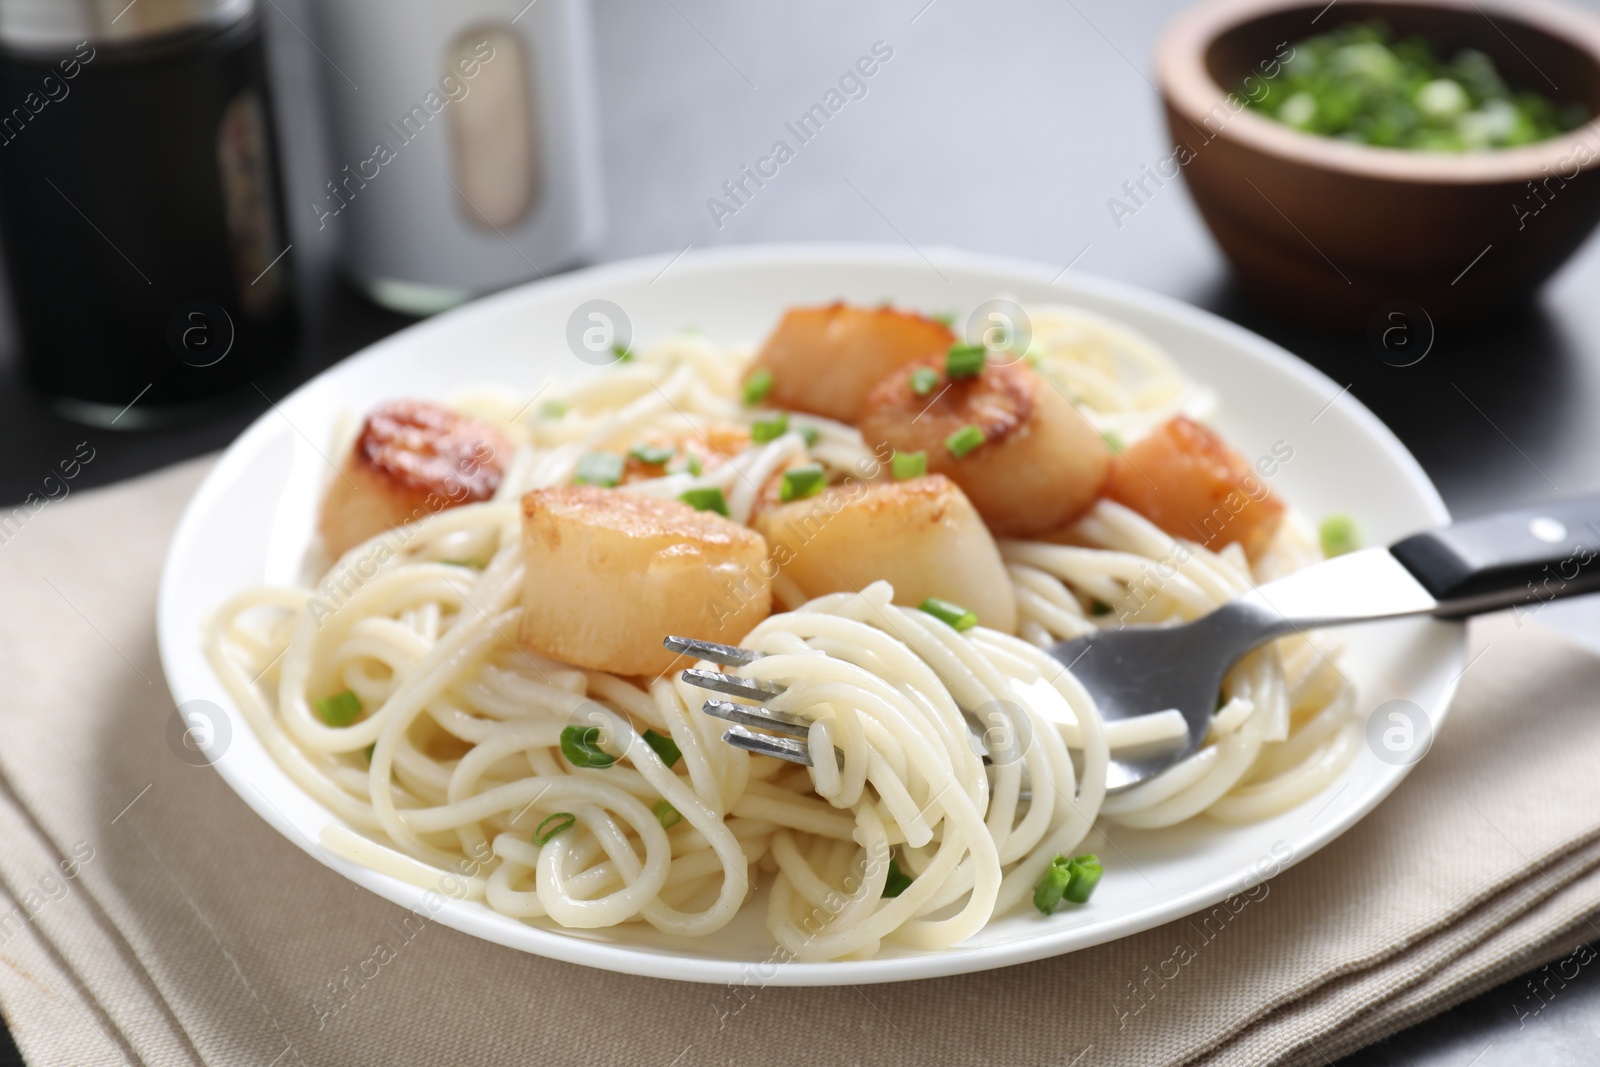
[945, 424, 985, 458]
[679, 487, 729, 517]
[799, 425, 821, 447]
[910, 366, 940, 396]
[1319, 514, 1361, 558]
[685, 452, 704, 477]
[535, 812, 576, 843]
[642, 728, 682, 768]
[651, 800, 682, 829]
[780, 464, 826, 503]
[575, 451, 624, 487]
[539, 399, 568, 419]
[1102, 431, 1124, 454]
[743, 368, 774, 406]
[612, 344, 633, 363]
[629, 442, 675, 466]
[891, 450, 927, 480]
[560, 725, 616, 768]
[883, 858, 913, 898]
[314, 690, 362, 727]
[946, 342, 987, 378]
[751, 412, 789, 443]
[440, 557, 487, 569]
[1064, 854, 1103, 904]
[919, 597, 977, 632]
[1033, 855, 1072, 914]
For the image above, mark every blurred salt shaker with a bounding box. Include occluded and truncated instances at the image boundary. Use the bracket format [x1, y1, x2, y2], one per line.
[312, 0, 604, 314]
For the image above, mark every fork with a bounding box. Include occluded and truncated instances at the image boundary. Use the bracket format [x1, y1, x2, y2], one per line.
[668, 494, 1600, 793]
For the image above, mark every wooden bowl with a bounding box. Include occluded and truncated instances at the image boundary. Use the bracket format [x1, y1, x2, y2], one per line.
[1156, 0, 1600, 331]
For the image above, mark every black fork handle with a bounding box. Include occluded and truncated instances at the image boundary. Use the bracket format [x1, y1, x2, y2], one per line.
[1390, 493, 1600, 617]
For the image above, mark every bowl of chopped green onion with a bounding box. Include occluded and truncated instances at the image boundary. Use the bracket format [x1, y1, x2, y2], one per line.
[1156, 0, 1600, 330]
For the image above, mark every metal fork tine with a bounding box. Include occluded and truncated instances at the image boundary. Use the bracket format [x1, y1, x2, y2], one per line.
[701, 698, 811, 739]
[663, 635, 764, 667]
[722, 725, 813, 766]
[681, 668, 784, 702]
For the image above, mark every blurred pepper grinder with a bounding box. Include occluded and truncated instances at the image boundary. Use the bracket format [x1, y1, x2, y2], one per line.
[313, 0, 604, 315]
[0, 0, 296, 426]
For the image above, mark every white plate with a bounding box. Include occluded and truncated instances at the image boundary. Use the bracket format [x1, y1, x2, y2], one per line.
[156, 244, 1463, 986]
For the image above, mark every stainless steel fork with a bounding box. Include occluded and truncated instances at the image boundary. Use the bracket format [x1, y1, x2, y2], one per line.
[670, 494, 1600, 792]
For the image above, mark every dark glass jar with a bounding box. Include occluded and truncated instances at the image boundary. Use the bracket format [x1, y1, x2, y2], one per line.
[0, 0, 296, 426]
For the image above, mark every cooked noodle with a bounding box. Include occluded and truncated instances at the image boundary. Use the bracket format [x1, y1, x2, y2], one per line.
[204, 305, 1355, 959]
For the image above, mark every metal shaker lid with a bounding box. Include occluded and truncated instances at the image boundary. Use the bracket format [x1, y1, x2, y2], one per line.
[0, 0, 254, 51]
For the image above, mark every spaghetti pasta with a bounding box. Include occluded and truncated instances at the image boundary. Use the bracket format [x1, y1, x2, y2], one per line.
[204, 305, 1356, 959]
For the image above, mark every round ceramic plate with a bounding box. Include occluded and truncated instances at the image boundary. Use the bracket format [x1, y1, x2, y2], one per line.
[156, 244, 1463, 985]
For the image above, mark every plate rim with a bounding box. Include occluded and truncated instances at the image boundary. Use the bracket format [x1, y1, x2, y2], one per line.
[156, 241, 1462, 986]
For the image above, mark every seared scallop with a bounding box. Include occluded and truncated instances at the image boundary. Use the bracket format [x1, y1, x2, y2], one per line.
[754, 475, 1017, 633]
[1102, 416, 1285, 561]
[743, 303, 953, 423]
[856, 358, 1111, 538]
[319, 399, 511, 559]
[615, 425, 752, 485]
[518, 486, 771, 676]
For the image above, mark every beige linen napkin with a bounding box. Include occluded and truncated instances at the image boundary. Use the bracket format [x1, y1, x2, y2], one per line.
[1, 458, 1598, 1067]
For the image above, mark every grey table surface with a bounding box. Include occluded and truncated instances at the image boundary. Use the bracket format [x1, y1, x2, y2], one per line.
[2, 0, 1600, 1063]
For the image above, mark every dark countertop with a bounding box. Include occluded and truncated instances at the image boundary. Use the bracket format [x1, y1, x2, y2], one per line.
[0, 1, 1597, 1063]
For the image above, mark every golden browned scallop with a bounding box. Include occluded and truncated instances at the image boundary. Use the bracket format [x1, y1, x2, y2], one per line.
[319, 399, 511, 559]
[744, 303, 953, 423]
[1102, 416, 1285, 562]
[518, 486, 771, 676]
[617, 425, 752, 484]
[754, 475, 1017, 632]
[856, 358, 1111, 538]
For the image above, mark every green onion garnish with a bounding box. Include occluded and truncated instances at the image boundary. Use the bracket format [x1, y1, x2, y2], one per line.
[575, 451, 624, 488]
[1033, 853, 1105, 912]
[1063, 854, 1103, 904]
[1033, 855, 1072, 914]
[560, 725, 616, 768]
[652, 800, 682, 829]
[800, 425, 821, 447]
[679, 487, 729, 516]
[535, 812, 576, 843]
[629, 442, 675, 466]
[441, 558, 487, 569]
[1319, 514, 1361, 558]
[883, 858, 913, 898]
[946, 342, 987, 378]
[685, 452, 704, 477]
[780, 464, 826, 503]
[891, 450, 927, 480]
[642, 728, 682, 768]
[751, 412, 789, 443]
[612, 344, 634, 363]
[945, 424, 985, 458]
[919, 597, 977, 632]
[910, 367, 940, 396]
[539, 399, 568, 419]
[314, 690, 362, 727]
[743, 368, 774, 406]
[1102, 431, 1124, 454]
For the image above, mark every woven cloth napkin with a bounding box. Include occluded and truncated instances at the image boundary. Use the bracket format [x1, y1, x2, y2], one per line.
[1, 457, 1598, 1067]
